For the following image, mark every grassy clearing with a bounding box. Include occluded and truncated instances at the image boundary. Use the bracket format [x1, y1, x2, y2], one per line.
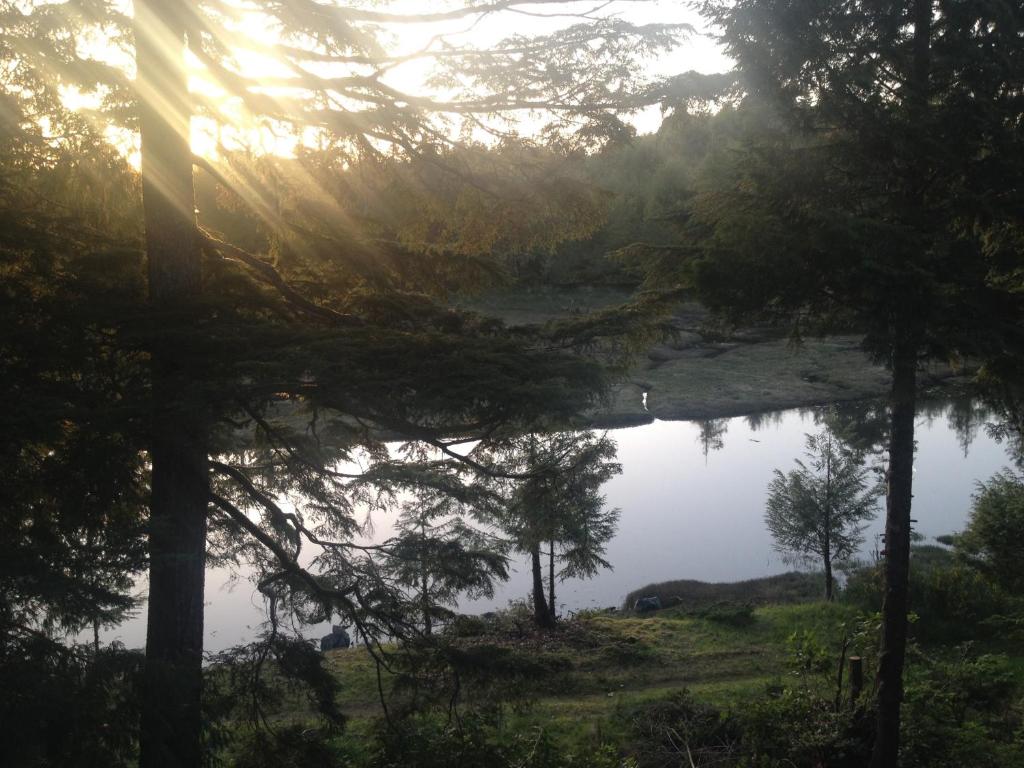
[234, 589, 1024, 766]
[321, 600, 858, 732]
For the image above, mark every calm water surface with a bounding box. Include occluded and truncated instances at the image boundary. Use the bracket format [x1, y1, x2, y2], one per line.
[104, 402, 1015, 652]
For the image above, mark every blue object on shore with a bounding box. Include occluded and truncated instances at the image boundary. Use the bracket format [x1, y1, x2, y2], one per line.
[320, 625, 351, 651]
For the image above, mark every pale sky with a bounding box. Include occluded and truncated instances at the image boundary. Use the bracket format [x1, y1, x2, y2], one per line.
[359, 0, 732, 135]
[190, 0, 733, 153]
[63, 1, 732, 158]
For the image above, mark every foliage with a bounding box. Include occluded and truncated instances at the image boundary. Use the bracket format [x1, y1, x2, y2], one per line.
[736, 689, 872, 768]
[957, 470, 1024, 594]
[206, 632, 346, 736]
[626, 690, 744, 768]
[229, 726, 344, 768]
[843, 546, 1009, 644]
[488, 431, 621, 625]
[901, 649, 1024, 768]
[0, 638, 143, 768]
[385, 494, 509, 635]
[766, 427, 881, 600]
[624, 571, 822, 612]
[369, 711, 622, 768]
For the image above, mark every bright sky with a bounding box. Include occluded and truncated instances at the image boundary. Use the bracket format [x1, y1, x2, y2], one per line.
[65, 0, 731, 159]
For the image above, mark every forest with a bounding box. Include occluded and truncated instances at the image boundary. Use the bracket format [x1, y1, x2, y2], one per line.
[1, 1, 1023, 767]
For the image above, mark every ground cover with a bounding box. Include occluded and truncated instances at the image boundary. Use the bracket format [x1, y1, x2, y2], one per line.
[221, 569, 1024, 767]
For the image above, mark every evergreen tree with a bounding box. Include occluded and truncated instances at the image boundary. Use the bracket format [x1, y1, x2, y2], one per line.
[618, 2, 1024, 762]
[766, 427, 881, 601]
[387, 494, 509, 636]
[490, 431, 620, 627]
[3, 2, 684, 763]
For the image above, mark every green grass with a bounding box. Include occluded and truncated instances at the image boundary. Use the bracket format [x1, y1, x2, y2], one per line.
[239, 596, 1024, 767]
[320, 600, 858, 732]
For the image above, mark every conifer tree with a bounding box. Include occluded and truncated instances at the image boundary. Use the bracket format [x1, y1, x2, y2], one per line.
[490, 431, 620, 627]
[766, 428, 880, 601]
[2, 2, 683, 763]
[681, 2, 1024, 764]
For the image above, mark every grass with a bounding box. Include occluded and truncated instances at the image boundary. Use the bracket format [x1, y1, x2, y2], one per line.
[232, 588, 1024, 766]
[318, 599, 859, 733]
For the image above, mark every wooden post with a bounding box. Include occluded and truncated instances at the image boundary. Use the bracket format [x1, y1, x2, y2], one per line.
[849, 656, 864, 708]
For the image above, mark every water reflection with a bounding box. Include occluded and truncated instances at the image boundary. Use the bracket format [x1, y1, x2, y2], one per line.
[103, 400, 1013, 652]
[696, 418, 729, 458]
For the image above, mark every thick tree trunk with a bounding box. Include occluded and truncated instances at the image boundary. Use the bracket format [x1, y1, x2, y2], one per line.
[531, 543, 554, 628]
[135, 3, 209, 767]
[870, 343, 917, 768]
[547, 540, 556, 619]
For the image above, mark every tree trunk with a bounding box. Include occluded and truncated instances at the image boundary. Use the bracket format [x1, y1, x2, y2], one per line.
[871, 0, 930, 762]
[870, 342, 917, 768]
[421, 564, 432, 636]
[547, 540, 556, 619]
[135, 3, 209, 767]
[824, 554, 833, 602]
[531, 543, 554, 628]
[824, 446, 833, 601]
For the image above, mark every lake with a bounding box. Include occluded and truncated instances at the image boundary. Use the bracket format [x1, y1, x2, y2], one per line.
[103, 400, 1015, 652]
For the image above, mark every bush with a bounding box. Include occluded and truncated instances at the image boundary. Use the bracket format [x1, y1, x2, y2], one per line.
[231, 726, 341, 768]
[737, 689, 872, 768]
[841, 547, 1008, 644]
[445, 615, 490, 638]
[627, 690, 744, 768]
[958, 470, 1024, 593]
[901, 651, 1024, 768]
[369, 712, 623, 768]
[599, 638, 656, 667]
[910, 562, 1006, 643]
[0, 637, 143, 768]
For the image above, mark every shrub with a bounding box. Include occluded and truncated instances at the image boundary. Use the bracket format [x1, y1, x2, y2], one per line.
[626, 690, 744, 768]
[842, 547, 1008, 644]
[910, 562, 1006, 643]
[369, 712, 624, 768]
[737, 689, 872, 768]
[901, 651, 1024, 768]
[231, 726, 341, 768]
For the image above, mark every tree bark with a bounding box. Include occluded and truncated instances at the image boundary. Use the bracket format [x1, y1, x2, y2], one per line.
[421, 563, 432, 636]
[824, 553, 833, 602]
[824, 445, 833, 601]
[871, 0, 930, 762]
[531, 543, 554, 628]
[547, 540, 556, 619]
[135, 3, 209, 767]
[870, 341, 917, 768]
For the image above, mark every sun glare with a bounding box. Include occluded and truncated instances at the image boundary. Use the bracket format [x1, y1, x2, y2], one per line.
[56, 1, 725, 163]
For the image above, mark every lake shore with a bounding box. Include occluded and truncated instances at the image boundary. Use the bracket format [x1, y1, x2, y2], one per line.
[463, 286, 973, 428]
